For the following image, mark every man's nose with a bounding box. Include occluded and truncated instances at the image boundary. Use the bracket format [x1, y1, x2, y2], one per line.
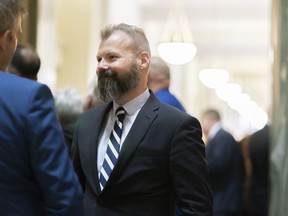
[97, 59, 109, 70]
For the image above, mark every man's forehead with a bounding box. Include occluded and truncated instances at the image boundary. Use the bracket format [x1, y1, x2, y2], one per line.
[102, 31, 133, 45]
[98, 32, 134, 53]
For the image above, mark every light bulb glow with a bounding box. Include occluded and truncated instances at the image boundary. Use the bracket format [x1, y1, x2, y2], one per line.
[157, 42, 197, 65]
[199, 68, 230, 89]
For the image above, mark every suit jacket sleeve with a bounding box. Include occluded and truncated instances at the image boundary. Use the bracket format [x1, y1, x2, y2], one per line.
[70, 123, 86, 189]
[170, 116, 213, 215]
[26, 84, 83, 216]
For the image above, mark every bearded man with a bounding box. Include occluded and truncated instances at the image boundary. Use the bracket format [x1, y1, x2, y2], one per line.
[71, 23, 213, 216]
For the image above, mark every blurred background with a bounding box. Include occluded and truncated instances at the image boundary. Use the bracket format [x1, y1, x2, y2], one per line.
[22, 0, 272, 140]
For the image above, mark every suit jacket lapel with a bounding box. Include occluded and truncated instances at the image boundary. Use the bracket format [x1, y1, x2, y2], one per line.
[88, 102, 113, 195]
[105, 94, 159, 187]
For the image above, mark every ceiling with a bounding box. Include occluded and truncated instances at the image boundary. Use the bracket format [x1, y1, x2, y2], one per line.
[140, 0, 272, 75]
[133, 0, 272, 114]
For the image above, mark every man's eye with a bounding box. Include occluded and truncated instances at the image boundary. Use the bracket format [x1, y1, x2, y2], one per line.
[110, 55, 117, 60]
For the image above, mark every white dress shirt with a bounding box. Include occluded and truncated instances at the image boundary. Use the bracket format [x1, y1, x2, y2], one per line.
[208, 122, 222, 141]
[97, 89, 150, 173]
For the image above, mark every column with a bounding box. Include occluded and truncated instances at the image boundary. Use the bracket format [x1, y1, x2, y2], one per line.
[21, 0, 38, 47]
[270, 0, 288, 215]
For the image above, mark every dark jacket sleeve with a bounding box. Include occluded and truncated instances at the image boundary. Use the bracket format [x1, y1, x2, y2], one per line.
[170, 116, 213, 215]
[27, 84, 84, 216]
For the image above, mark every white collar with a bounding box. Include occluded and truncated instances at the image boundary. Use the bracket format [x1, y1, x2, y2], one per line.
[208, 122, 222, 140]
[113, 88, 150, 115]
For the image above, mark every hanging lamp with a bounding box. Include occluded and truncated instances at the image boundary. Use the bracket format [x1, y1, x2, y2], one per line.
[157, 0, 197, 65]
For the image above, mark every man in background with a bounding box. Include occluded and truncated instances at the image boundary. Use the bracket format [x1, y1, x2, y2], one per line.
[7, 43, 41, 81]
[54, 87, 84, 152]
[148, 56, 186, 112]
[0, 0, 83, 215]
[83, 76, 104, 111]
[201, 108, 244, 216]
[248, 124, 270, 216]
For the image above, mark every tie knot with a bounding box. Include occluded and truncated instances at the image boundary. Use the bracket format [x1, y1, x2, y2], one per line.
[115, 107, 126, 122]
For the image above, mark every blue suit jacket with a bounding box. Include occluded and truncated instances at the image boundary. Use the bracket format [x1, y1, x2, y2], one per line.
[155, 88, 186, 112]
[0, 72, 83, 215]
[206, 128, 244, 215]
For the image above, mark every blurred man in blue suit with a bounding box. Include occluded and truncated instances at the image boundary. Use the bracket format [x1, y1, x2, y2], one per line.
[148, 56, 186, 112]
[0, 0, 83, 215]
[201, 109, 244, 216]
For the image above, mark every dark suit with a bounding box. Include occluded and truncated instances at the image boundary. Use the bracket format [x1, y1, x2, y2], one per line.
[0, 72, 83, 215]
[248, 125, 269, 216]
[206, 128, 244, 216]
[63, 123, 76, 153]
[71, 93, 213, 216]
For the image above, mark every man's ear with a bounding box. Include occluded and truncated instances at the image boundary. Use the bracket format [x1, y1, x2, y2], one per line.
[138, 51, 150, 70]
[0, 30, 11, 51]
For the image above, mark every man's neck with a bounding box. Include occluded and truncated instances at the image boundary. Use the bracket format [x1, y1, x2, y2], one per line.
[115, 86, 148, 106]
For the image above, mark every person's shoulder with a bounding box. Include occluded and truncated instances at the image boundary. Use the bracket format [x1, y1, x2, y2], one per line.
[249, 125, 269, 144]
[80, 102, 108, 119]
[217, 128, 238, 144]
[158, 101, 194, 120]
[155, 89, 185, 111]
[253, 124, 269, 137]
[1, 72, 41, 87]
[155, 102, 203, 133]
[155, 89, 174, 102]
[0, 72, 48, 95]
[148, 92, 195, 121]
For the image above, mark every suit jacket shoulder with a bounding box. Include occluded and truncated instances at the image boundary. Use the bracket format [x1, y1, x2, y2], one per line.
[0, 72, 83, 216]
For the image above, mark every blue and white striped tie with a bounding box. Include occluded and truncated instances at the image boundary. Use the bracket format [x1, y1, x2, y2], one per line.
[99, 107, 126, 190]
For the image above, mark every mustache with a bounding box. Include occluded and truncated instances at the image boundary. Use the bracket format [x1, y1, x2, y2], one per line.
[98, 69, 117, 79]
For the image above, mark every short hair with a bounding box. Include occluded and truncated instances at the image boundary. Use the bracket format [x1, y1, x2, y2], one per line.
[9, 44, 41, 80]
[54, 87, 84, 126]
[0, 0, 26, 35]
[149, 56, 170, 80]
[202, 109, 221, 121]
[100, 23, 151, 56]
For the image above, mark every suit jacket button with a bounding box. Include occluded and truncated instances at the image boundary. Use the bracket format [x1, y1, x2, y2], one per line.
[98, 199, 104, 204]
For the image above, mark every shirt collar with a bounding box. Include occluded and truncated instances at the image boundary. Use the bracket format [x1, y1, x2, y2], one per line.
[208, 122, 222, 140]
[113, 88, 150, 115]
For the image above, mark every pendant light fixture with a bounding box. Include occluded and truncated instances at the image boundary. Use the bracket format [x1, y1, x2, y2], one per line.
[157, 0, 197, 65]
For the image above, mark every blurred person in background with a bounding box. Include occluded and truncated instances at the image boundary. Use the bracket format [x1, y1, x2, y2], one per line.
[238, 134, 252, 216]
[201, 108, 244, 216]
[7, 43, 41, 81]
[54, 87, 84, 152]
[247, 124, 270, 216]
[148, 56, 186, 112]
[83, 76, 104, 111]
[0, 0, 83, 215]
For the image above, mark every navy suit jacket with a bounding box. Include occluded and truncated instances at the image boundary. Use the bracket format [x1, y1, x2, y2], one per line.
[206, 128, 244, 215]
[71, 92, 213, 216]
[248, 125, 269, 215]
[0, 72, 83, 215]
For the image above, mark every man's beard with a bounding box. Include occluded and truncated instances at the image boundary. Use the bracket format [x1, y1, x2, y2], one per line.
[97, 61, 140, 103]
